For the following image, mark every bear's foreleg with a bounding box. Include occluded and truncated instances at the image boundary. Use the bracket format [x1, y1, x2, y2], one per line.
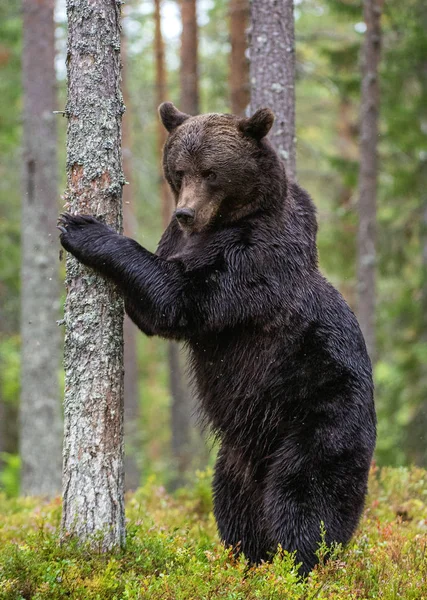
[58, 213, 190, 338]
[58, 213, 283, 338]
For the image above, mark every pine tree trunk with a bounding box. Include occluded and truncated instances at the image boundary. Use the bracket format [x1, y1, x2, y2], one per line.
[20, 0, 62, 497]
[422, 173, 427, 344]
[408, 186, 427, 466]
[406, 59, 427, 466]
[337, 97, 357, 309]
[154, 0, 172, 227]
[154, 0, 193, 488]
[229, 0, 249, 116]
[171, 0, 203, 487]
[249, 0, 296, 180]
[357, 0, 383, 362]
[180, 0, 199, 115]
[0, 402, 18, 456]
[61, 0, 125, 549]
[122, 34, 141, 492]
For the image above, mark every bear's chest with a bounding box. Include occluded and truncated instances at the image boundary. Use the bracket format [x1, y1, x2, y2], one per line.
[188, 329, 283, 409]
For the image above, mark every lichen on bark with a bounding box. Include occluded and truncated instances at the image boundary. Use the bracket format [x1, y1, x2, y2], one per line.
[61, 0, 126, 550]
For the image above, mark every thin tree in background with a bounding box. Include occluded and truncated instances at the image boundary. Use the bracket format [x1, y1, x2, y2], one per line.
[229, 0, 249, 116]
[405, 2, 427, 465]
[162, 0, 194, 486]
[337, 96, 358, 308]
[357, 0, 383, 361]
[160, 0, 201, 487]
[20, 0, 62, 496]
[422, 162, 427, 347]
[420, 59, 427, 357]
[122, 34, 141, 492]
[0, 402, 18, 464]
[61, 0, 125, 549]
[154, 0, 172, 227]
[180, 0, 199, 116]
[249, 0, 296, 180]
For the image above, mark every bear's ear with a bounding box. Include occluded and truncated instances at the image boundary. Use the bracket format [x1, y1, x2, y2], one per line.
[239, 108, 274, 141]
[158, 102, 191, 133]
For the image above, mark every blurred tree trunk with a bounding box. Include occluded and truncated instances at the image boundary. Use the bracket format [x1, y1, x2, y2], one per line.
[122, 35, 141, 492]
[337, 98, 357, 209]
[157, 0, 192, 487]
[61, 0, 125, 549]
[229, 0, 249, 116]
[180, 0, 199, 115]
[0, 402, 18, 457]
[418, 60, 427, 340]
[249, 0, 296, 180]
[422, 167, 427, 344]
[160, 0, 200, 487]
[408, 173, 427, 466]
[20, 0, 62, 496]
[406, 59, 427, 466]
[337, 96, 358, 309]
[357, 0, 383, 362]
[154, 0, 172, 227]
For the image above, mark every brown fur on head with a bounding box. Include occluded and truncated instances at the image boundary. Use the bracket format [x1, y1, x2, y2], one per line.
[158, 102, 276, 233]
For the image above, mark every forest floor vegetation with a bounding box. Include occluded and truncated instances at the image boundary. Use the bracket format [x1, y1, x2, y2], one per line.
[0, 466, 426, 599]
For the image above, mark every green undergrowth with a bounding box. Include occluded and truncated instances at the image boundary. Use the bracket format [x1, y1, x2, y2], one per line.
[1, 466, 427, 599]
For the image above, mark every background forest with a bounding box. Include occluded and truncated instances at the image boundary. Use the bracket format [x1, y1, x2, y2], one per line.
[0, 0, 427, 498]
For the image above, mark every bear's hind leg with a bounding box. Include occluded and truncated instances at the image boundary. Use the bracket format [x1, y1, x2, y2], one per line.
[213, 445, 270, 564]
[263, 482, 324, 575]
[263, 448, 366, 576]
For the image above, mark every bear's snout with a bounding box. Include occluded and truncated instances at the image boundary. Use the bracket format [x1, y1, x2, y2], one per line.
[175, 207, 195, 226]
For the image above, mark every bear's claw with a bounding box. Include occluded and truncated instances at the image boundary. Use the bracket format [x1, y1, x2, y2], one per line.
[57, 213, 99, 231]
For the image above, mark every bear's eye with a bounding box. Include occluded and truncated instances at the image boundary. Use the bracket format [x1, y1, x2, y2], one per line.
[175, 170, 184, 180]
[202, 170, 216, 182]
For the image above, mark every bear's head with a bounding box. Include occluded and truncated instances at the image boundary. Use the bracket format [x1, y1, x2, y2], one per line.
[159, 102, 281, 233]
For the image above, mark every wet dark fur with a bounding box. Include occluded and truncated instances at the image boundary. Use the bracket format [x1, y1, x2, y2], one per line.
[59, 105, 376, 575]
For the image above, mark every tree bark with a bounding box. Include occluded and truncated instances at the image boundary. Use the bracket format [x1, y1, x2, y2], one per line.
[20, 0, 62, 497]
[229, 0, 249, 116]
[357, 0, 383, 362]
[61, 0, 125, 550]
[122, 34, 141, 492]
[180, 0, 199, 115]
[249, 0, 296, 180]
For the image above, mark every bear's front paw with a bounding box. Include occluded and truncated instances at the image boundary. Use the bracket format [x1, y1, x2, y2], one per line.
[57, 213, 114, 264]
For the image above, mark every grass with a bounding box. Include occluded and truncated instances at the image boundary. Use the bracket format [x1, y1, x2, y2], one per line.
[0, 465, 427, 599]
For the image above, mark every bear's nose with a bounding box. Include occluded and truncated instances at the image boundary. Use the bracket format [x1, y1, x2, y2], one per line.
[175, 207, 195, 225]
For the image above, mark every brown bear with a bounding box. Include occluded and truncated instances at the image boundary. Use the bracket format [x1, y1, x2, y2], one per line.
[58, 103, 376, 575]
